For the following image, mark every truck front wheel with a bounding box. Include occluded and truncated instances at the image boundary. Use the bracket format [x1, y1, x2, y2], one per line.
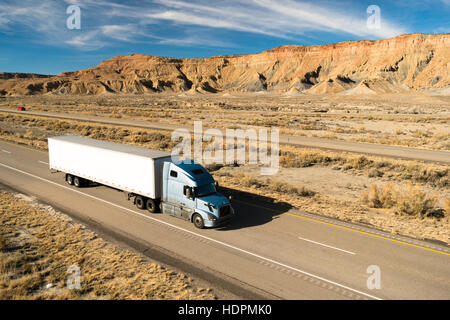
[192, 213, 204, 229]
[135, 196, 146, 210]
[146, 198, 158, 213]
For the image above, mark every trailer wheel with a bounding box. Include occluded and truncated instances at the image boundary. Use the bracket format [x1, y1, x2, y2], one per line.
[66, 174, 74, 185]
[135, 196, 146, 210]
[73, 176, 83, 188]
[192, 213, 204, 229]
[146, 199, 158, 213]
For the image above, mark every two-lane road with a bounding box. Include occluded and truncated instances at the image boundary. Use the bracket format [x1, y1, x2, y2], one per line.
[0, 140, 449, 299]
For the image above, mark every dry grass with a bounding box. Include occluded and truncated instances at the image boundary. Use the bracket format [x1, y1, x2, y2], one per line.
[2, 93, 448, 150]
[280, 146, 449, 188]
[0, 113, 176, 152]
[236, 173, 315, 197]
[0, 191, 215, 300]
[271, 180, 316, 197]
[360, 183, 439, 217]
[215, 171, 362, 221]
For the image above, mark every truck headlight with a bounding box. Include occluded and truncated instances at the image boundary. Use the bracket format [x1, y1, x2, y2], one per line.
[207, 213, 217, 221]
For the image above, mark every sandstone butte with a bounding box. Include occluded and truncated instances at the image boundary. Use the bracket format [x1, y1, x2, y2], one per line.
[0, 33, 449, 96]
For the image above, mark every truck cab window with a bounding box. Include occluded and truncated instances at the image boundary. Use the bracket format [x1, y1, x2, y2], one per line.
[170, 170, 178, 178]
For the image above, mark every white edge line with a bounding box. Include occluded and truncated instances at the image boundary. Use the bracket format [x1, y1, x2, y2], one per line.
[38, 161, 49, 165]
[0, 161, 382, 300]
[1, 150, 11, 154]
[298, 236, 356, 255]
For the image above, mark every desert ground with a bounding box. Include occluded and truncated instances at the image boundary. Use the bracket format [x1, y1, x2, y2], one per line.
[1, 93, 449, 150]
[0, 190, 216, 299]
[0, 92, 448, 245]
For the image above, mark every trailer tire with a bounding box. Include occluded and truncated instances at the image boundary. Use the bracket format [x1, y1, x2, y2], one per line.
[135, 196, 146, 210]
[73, 176, 83, 188]
[66, 174, 74, 185]
[192, 213, 204, 229]
[146, 199, 158, 213]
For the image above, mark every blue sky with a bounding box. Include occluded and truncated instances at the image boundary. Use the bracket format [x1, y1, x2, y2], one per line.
[0, 0, 449, 75]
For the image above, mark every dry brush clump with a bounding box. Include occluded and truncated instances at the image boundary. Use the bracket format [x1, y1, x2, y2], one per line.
[0, 128, 47, 149]
[0, 191, 215, 300]
[280, 149, 341, 168]
[271, 180, 316, 197]
[360, 183, 440, 217]
[235, 173, 316, 198]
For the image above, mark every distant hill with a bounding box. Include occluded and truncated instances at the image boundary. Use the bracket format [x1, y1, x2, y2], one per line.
[0, 33, 449, 96]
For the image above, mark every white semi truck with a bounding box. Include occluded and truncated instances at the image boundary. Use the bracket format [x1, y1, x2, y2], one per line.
[48, 135, 234, 228]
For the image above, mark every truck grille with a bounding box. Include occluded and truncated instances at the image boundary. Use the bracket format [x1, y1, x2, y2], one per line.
[219, 205, 232, 218]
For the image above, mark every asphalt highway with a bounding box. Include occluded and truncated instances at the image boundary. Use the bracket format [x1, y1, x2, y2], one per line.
[0, 140, 449, 299]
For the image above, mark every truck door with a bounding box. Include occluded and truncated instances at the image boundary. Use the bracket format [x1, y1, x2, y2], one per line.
[181, 186, 195, 219]
[165, 166, 195, 220]
[166, 169, 183, 218]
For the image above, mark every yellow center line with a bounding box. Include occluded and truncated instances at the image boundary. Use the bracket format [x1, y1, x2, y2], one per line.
[233, 199, 450, 257]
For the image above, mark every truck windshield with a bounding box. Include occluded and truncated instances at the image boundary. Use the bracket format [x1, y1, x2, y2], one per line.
[194, 183, 217, 197]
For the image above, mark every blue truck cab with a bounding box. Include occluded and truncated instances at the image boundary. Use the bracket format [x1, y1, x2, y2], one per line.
[161, 161, 234, 228]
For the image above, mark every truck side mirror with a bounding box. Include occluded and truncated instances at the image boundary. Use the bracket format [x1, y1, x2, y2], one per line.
[215, 181, 219, 189]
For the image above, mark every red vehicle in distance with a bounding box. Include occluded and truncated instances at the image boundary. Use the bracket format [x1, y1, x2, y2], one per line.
[17, 107, 26, 111]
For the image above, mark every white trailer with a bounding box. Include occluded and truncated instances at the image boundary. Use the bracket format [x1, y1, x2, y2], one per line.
[48, 135, 172, 199]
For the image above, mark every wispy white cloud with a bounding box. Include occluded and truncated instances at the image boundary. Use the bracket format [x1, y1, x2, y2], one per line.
[253, 0, 403, 38]
[100, 24, 139, 42]
[147, 10, 282, 38]
[0, 15, 9, 27]
[0, 0, 63, 33]
[155, 33, 233, 48]
[149, 0, 407, 39]
[0, 0, 408, 51]
[65, 30, 104, 49]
